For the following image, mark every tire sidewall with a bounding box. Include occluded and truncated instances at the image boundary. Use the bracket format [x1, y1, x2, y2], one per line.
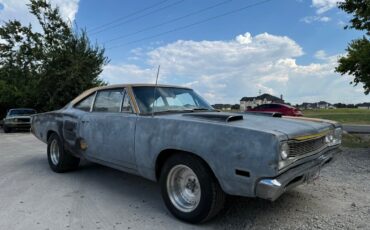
[160, 154, 216, 223]
[3, 125, 10, 133]
[47, 133, 63, 172]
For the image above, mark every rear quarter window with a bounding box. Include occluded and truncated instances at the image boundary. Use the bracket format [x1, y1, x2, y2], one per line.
[74, 93, 96, 112]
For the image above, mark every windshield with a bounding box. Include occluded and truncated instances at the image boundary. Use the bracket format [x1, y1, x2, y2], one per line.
[132, 86, 214, 114]
[8, 109, 36, 116]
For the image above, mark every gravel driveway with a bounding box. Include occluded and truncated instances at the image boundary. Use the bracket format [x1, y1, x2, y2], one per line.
[0, 132, 369, 230]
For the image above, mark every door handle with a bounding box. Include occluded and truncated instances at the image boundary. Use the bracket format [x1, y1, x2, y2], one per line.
[81, 120, 89, 124]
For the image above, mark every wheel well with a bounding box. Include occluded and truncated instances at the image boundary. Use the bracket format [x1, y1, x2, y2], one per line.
[47, 130, 57, 141]
[155, 149, 218, 182]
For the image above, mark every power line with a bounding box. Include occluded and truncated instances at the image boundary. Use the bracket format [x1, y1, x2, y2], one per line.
[88, 0, 170, 33]
[90, 0, 185, 35]
[104, 0, 232, 44]
[106, 0, 274, 50]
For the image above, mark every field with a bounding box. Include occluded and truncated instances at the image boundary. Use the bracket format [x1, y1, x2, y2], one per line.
[303, 108, 370, 125]
[342, 133, 370, 148]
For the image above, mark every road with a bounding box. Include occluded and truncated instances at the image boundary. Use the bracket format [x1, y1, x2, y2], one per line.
[343, 124, 370, 134]
[0, 132, 369, 230]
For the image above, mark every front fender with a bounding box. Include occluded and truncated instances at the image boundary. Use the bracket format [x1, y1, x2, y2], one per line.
[134, 116, 280, 197]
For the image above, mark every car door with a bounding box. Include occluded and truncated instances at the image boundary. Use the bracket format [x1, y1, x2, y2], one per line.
[79, 88, 137, 170]
[263, 104, 276, 113]
[63, 93, 96, 154]
[255, 104, 267, 111]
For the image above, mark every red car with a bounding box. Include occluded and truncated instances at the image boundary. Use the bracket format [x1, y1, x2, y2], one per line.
[246, 103, 303, 116]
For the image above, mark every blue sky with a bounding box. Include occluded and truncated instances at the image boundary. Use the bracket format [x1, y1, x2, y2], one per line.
[77, 0, 362, 64]
[0, 0, 369, 104]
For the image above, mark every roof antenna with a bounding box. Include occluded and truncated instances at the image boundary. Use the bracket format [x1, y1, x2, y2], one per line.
[152, 65, 161, 118]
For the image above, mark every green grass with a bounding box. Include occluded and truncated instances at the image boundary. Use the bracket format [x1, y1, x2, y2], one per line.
[303, 108, 370, 125]
[342, 133, 370, 148]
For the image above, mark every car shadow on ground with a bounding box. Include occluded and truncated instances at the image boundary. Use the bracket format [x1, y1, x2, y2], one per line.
[0, 128, 30, 134]
[40, 159, 319, 228]
[5, 137, 366, 229]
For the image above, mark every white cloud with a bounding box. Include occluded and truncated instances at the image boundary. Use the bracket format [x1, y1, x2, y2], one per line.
[301, 0, 344, 24]
[314, 50, 327, 60]
[312, 0, 344, 14]
[337, 19, 346, 27]
[301, 15, 331, 23]
[102, 64, 156, 84]
[101, 32, 369, 104]
[236, 32, 252, 44]
[0, 0, 79, 30]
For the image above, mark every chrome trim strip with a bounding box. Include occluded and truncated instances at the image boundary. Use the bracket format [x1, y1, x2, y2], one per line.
[89, 91, 97, 112]
[292, 130, 329, 141]
[256, 148, 341, 201]
[127, 86, 140, 114]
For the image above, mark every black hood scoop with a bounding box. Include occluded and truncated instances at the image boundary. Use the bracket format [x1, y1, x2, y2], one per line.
[183, 113, 243, 122]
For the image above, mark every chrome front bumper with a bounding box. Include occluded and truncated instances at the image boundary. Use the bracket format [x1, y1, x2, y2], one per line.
[255, 147, 342, 201]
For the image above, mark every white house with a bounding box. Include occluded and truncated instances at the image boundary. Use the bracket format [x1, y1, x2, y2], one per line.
[357, 103, 370, 109]
[240, 94, 284, 111]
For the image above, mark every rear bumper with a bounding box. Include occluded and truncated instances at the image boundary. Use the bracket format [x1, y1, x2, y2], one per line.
[255, 147, 341, 201]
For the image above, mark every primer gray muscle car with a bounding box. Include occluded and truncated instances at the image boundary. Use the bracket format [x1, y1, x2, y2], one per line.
[31, 84, 342, 223]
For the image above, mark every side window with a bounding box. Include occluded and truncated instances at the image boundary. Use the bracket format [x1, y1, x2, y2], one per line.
[93, 89, 124, 112]
[264, 104, 272, 109]
[122, 90, 133, 113]
[271, 104, 279, 109]
[74, 93, 95, 112]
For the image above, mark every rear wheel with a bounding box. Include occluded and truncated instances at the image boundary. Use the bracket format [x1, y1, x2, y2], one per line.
[47, 133, 80, 173]
[160, 154, 225, 223]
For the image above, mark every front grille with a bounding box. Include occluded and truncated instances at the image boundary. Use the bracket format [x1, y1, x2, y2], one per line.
[288, 136, 326, 158]
[18, 118, 30, 122]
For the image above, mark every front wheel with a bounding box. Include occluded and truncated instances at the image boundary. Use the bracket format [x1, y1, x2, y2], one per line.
[47, 133, 80, 173]
[3, 125, 11, 133]
[160, 154, 225, 223]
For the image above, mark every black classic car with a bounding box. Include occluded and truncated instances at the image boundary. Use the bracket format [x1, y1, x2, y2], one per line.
[3, 108, 36, 133]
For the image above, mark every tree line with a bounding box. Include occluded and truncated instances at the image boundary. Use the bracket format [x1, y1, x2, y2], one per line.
[0, 0, 368, 119]
[0, 0, 108, 118]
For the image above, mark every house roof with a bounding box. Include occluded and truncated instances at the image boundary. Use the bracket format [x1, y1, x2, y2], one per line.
[317, 101, 330, 105]
[301, 102, 315, 106]
[240, 93, 284, 103]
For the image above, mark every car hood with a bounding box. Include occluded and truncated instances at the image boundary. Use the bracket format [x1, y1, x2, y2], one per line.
[159, 112, 336, 140]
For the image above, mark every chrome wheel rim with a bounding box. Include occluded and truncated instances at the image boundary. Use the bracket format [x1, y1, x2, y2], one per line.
[166, 165, 201, 213]
[50, 139, 60, 165]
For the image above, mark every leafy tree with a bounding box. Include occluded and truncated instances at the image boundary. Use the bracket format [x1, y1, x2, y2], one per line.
[231, 104, 240, 110]
[336, 0, 370, 94]
[0, 0, 108, 116]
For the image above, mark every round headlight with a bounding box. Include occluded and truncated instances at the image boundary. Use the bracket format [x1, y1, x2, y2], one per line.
[325, 131, 334, 144]
[334, 128, 342, 145]
[280, 142, 289, 160]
